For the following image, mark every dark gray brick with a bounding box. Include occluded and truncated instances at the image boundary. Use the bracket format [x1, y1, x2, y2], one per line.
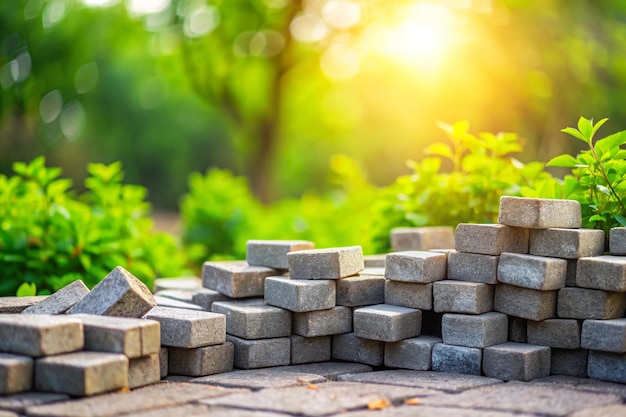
[587, 350, 626, 383]
[353, 304, 421, 342]
[494, 284, 557, 321]
[527, 318, 581, 349]
[290, 335, 331, 364]
[336, 274, 385, 307]
[557, 287, 625, 319]
[202, 261, 277, 298]
[332, 333, 384, 366]
[497, 252, 567, 290]
[582, 318, 626, 353]
[441, 312, 507, 348]
[212, 299, 291, 339]
[529, 228, 605, 259]
[384, 336, 441, 370]
[433, 281, 493, 314]
[143, 306, 226, 348]
[264, 276, 336, 312]
[431, 343, 482, 375]
[384, 280, 432, 310]
[246, 240, 315, 269]
[483, 342, 551, 381]
[550, 348, 588, 377]
[447, 251, 499, 284]
[227, 335, 290, 369]
[168, 343, 234, 376]
[292, 306, 352, 337]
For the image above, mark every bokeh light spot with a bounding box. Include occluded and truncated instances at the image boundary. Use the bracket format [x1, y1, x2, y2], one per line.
[127, 0, 170, 15]
[184, 5, 220, 38]
[42, 0, 66, 29]
[10, 52, 32, 83]
[75, 62, 99, 94]
[40, 90, 63, 123]
[290, 13, 327, 44]
[320, 43, 359, 80]
[138, 76, 169, 109]
[60, 100, 86, 140]
[322, 0, 360, 29]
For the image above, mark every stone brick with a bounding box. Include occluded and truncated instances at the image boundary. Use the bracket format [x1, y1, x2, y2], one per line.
[159, 347, 168, 378]
[0, 314, 83, 357]
[498, 196, 582, 229]
[264, 276, 335, 312]
[576, 256, 626, 292]
[527, 319, 581, 349]
[143, 306, 226, 348]
[433, 280, 493, 314]
[455, 223, 529, 255]
[494, 284, 557, 321]
[288, 246, 364, 279]
[292, 306, 351, 337]
[550, 348, 588, 377]
[508, 316, 527, 343]
[582, 318, 626, 353]
[557, 287, 626, 319]
[202, 261, 277, 298]
[0, 353, 32, 394]
[290, 335, 331, 364]
[0, 296, 47, 314]
[128, 353, 160, 388]
[211, 299, 291, 339]
[332, 333, 384, 366]
[35, 351, 128, 396]
[587, 350, 626, 383]
[153, 295, 203, 311]
[384, 280, 432, 310]
[431, 343, 482, 375]
[22, 280, 89, 315]
[530, 228, 605, 259]
[153, 277, 202, 292]
[363, 254, 386, 268]
[336, 274, 385, 307]
[168, 343, 234, 376]
[246, 240, 314, 269]
[227, 335, 290, 369]
[273, 362, 373, 381]
[384, 251, 447, 283]
[447, 251, 499, 284]
[384, 335, 441, 370]
[610, 227, 626, 255]
[390, 226, 455, 251]
[353, 304, 422, 342]
[483, 342, 551, 381]
[153, 289, 195, 304]
[0, 392, 69, 413]
[191, 368, 325, 389]
[442, 312, 508, 348]
[497, 252, 567, 290]
[361, 267, 385, 276]
[191, 288, 232, 311]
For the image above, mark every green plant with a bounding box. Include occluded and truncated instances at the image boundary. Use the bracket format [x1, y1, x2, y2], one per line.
[0, 157, 187, 296]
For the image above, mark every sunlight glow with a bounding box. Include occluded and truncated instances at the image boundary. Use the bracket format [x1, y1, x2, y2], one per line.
[127, 0, 170, 15]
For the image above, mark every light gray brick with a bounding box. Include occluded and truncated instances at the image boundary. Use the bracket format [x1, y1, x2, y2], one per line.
[128, 353, 160, 388]
[587, 350, 626, 383]
[332, 333, 384, 366]
[442, 312, 508, 348]
[227, 335, 290, 369]
[211, 299, 291, 339]
[557, 287, 626, 319]
[0, 353, 32, 394]
[384, 251, 447, 283]
[384, 280, 432, 310]
[153, 289, 195, 304]
[384, 335, 441, 370]
[168, 343, 234, 376]
[576, 256, 626, 292]
[363, 254, 386, 268]
[191, 288, 232, 311]
[498, 196, 582, 229]
[527, 319, 581, 349]
[264, 276, 335, 312]
[0, 314, 83, 357]
[153, 295, 203, 311]
[455, 223, 529, 255]
[433, 280, 493, 314]
[0, 296, 47, 314]
[144, 306, 226, 348]
[353, 304, 422, 342]
[390, 226, 455, 251]
[447, 251, 499, 284]
[292, 306, 351, 337]
[530, 228, 605, 259]
[361, 267, 385, 276]
[550, 348, 588, 377]
[153, 277, 202, 292]
[582, 318, 626, 353]
[202, 261, 277, 298]
[483, 342, 551, 381]
[497, 252, 567, 290]
[508, 316, 527, 343]
[246, 240, 315, 269]
[287, 246, 364, 279]
[610, 227, 626, 255]
[290, 335, 331, 364]
[336, 274, 385, 307]
[159, 347, 168, 378]
[494, 284, 557, 321]
[431, 343, 482, 375]
[22, 280, 89, 315]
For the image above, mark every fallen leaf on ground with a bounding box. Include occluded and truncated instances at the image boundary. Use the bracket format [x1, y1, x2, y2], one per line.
[404, 398, 420, 405]
[368, 399, 392, 410]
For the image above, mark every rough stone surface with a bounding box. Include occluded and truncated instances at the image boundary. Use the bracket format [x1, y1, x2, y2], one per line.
[441, 312, 507, 348]
[153, 289, 195, 304]
[168, 343, 234, 376]
[529, 228, 605, 259]
[0, 392, 69, 413]
[447, 251, 499, 284]
[497, 252, 567, 290]
[144, 306, 226, 348]
[570, 405, 626, 417]
[0, 314, 83, 357]
[227, 335, 290, 369]
[288, 246, 364, 280]
[191, 288, 232, 311]
[246, 240, 315, 269]
[588, 351, 626, 384]
[483, 342, 551, 381]
[128, 353, 161, 389]
[153, 277, 202, 292]
[508, 316, 527, 343]
[384, 335, 441, 370]
[384, 251, 447, 283]
[530, 374, 626, 400]
[290, 335, 331, 364]
[610, 227, 626, 255]
[153, 295, 203, 311]
[340, 406, 537, 417]
[577, 255, 626, 292]
[557, 287, 626, 319]
[336, 274, 385, 307]
[494, 284, 557, 321]
[212, 299, 291, 339]
[0, 296, 48, 314]
[159, 346, 168, 378]
[433, 281, 494, 314]
[582, 318, 626, 353]
[0, 353, 32, 394]
[272, 362, 373, 380]
[22, 280, 89, 315]
[550, 348, 588, 377]
[498, 196, 582, 229]
[353, 304, 422, 342]
[455, 223, 529, 255]
[527, 318, 581, 349]
[390, 226, 455, 251]
[363, 254, 386, 268]
[292, 306, 352, 337]
[332, 333, 384, 366]
[431, 343, 482, 375]
[202, 261, 277, 298]
[384, 280, 432, 310]
[264, 276, 335, 312]
[191, 369, 325, 390]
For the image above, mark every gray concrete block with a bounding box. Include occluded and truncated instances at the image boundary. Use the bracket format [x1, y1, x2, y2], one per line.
[35, 351, 128, 396]
[0, 296, 48, 314]
[191, 288, 232, 311]
[153, 276, 202, 292]
[433, 280, 494, 314]
[153, 295, 203, 311]
[159, 346, 168, 378]
[498, 196, 582, 229]
[384, 335, 441, 370]
[497, 252, 567, 290]
[353, 304, 422, 342]
[390, 226, 455, 251]
[431, 343, 482, 375]
[494, 284, 557, 321]
[508, 316, 527, 343]
[292, 306, 352, 337]
[442, 312, 508, 348]
[128, 353, 160, 388]
[227, 335, 290, 369]
[246, 240, 314, 269]
[288, 246, 364, 279]
[483, 342, 551, 381]
[336, 274, 385, 307]
[530, 228, 605, 259]
[527, 319, 581, 349]
[332, 333, 384, 366]
[0, 353, 32, 394]
[557, 287, 626, 319]
[582, 318, 626, 353]
[455, 223, 529, 255]
[550, 348, 588, 377]
[264, 276, 335, 312]
[384, 251, 447, 283]
[168, 343, 234, 376]
[610, 227, 626, 255]
[290, 335, 331, 364]
[576, 256, 626, 292]
[202, 261, 277, 298]
[447, 251, 499, 284]
[211, 299, 291, 339]
[143, 306, 226, 348]
[384, 280, 432, 310]
[0, 392, 69, 414]
[21, 280, 89, 315]
[153, 289, 195, 304]
[0, 314, 83, 357]
[363, 254, 386, 268]
[587, 350, 626, 383]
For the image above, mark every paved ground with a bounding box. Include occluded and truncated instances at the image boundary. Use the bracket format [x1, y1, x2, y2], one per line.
[2, 363, 626, 417]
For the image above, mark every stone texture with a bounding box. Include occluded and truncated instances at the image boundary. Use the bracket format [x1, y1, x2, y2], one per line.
[343, 406, 537, 417]
[264, 276, 335, 312]
[0, 353, 32, 394]
[153, 277, 202, 292]
[455, 223, 529, 255]
[153, 289, 195, 304]
[191, 369, 325, 389]
[212, 299, 291, 339]
[494, 284, 557, 321]
[384, 251, 447, 283]
[610, 227, 626, 255]
[202, 261, 277, 298]
[498, 196, 582, 229]
[557, 287, 626, 319]
[246, 240, 315, 269]
[128, 353, 161, 388]
[0, 392, 69, 413]
[384, 280, 432, 310]
[159, 346, 168, 378]
[168, 343, 234, 376]
[587, 350, 626, 384]
[353, 304, 422, 342]
[332, 333, 384, 366]
[288, 246, 364, 279]
[527, 319, 581, 349]
[191, 288, 232, 311]
[143, 306, 226, 348]
[497, 252, 567, 290]
[441, 312, 508, 348]
[363, 254, 386, 268]
[272, 362, 373, 380]
[508, 316, 527, 343]
[384, 335, 441, 370]
[581, 318, 626, 353]
[0, 296, 47, 314]
[153, 295, 203, 311]
[431, 343, 482, 375]
[290, 335, 331, 364]
[292, 306, 352, 337]
[531, 374, 626, 400]
[529, 228, 605, 259]
[0, 314, 83, 357]
[390, 226, 455, 251]
[336, 274, 385, 307]
[483, 342, 551, 381]
[550, 348, 588, 377]
[447, 251, 499, 284]
[227, 335, 290, 369]
[22, 280, 89, 315]
[576, 256, 626, 292]
[433, 281, 494, 314]
[570, 405, 626, 417]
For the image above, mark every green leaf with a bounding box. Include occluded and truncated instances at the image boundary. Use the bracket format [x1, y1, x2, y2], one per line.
[561, 127, 589, 144]
[595, 130, 626, 154]
[615, 214, 626, 227]
[588, 214, 606, 223]
[590, 118, 609, 139]
[546, 154, 578, 168]
[424, 143, 453, 160]
[16, 282, 37, 297]
[577, 116, 593, 140]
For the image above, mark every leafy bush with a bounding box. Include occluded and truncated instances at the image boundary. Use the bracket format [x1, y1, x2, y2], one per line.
[0, 157, 186, 296]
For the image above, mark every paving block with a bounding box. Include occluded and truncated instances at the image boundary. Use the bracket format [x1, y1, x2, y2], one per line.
[227, 335, 290, 369]
[0, 296, 47, 314]
[0, 353, 33, 394]
[431, 343, 482, 375]
[494, 284, 557, 321]
[35, 351, 128, 396]
[331, 333, 384, 366]
[557, 287, 626, 319]
[527, 319, 581, 349]
[168, 343, 234, 376]
[610, 227, 626, 255]
[390, 226, 455, 251]
[273, 362, 373, 381]
[384, 280, 432, 310]
[455, 223, 529, 255]
[447, 251, 499, 284]
[483, 342, 551, 381]
[582, 318, 626, 353]
[290, 335, 331, 364]
[72, 314, 160, 358]
[360, 266, 386, 276]
[576, 256, 626, 292]
[211, 299, 291, 339]
[21, 280, 89, 315]
[498, 196, 582, 229]
[264, 276, 335, 312]
[159, 346, 168, 378]
[143, 306, 226, 348]
[363, 254, 386, 268]
[246, 240, 315, 269]
[153, 289, 195, 304]
[68, 266, 156, 317]
[587, 350, 626, 384]
[530, 228, 605, 259]
[202, 261, 277, 298]
[508, 316, 527, 343]
[433, 280, 494, 314]
[550, 348, 588, 377]
[153, 276, 202, 292]
[128, 353, 160, 388]
[497, 252, 567, 290]
[191, 368, 326, 389]
[191, 288, 232, 311]
[442, 312, 508, 348]
[336, 274, 385, 307]
[353, 304, 422, 342]
[287, 246, 364, 279]
[384, 335, 441, 370]
[153, 295, 203, 311]
[292, 306, 351, 337]
[384, 251, 447, 283]
[0, 314, 83, 357]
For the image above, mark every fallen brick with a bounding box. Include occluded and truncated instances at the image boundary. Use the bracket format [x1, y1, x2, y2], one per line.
[22, 280, 89, 315]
